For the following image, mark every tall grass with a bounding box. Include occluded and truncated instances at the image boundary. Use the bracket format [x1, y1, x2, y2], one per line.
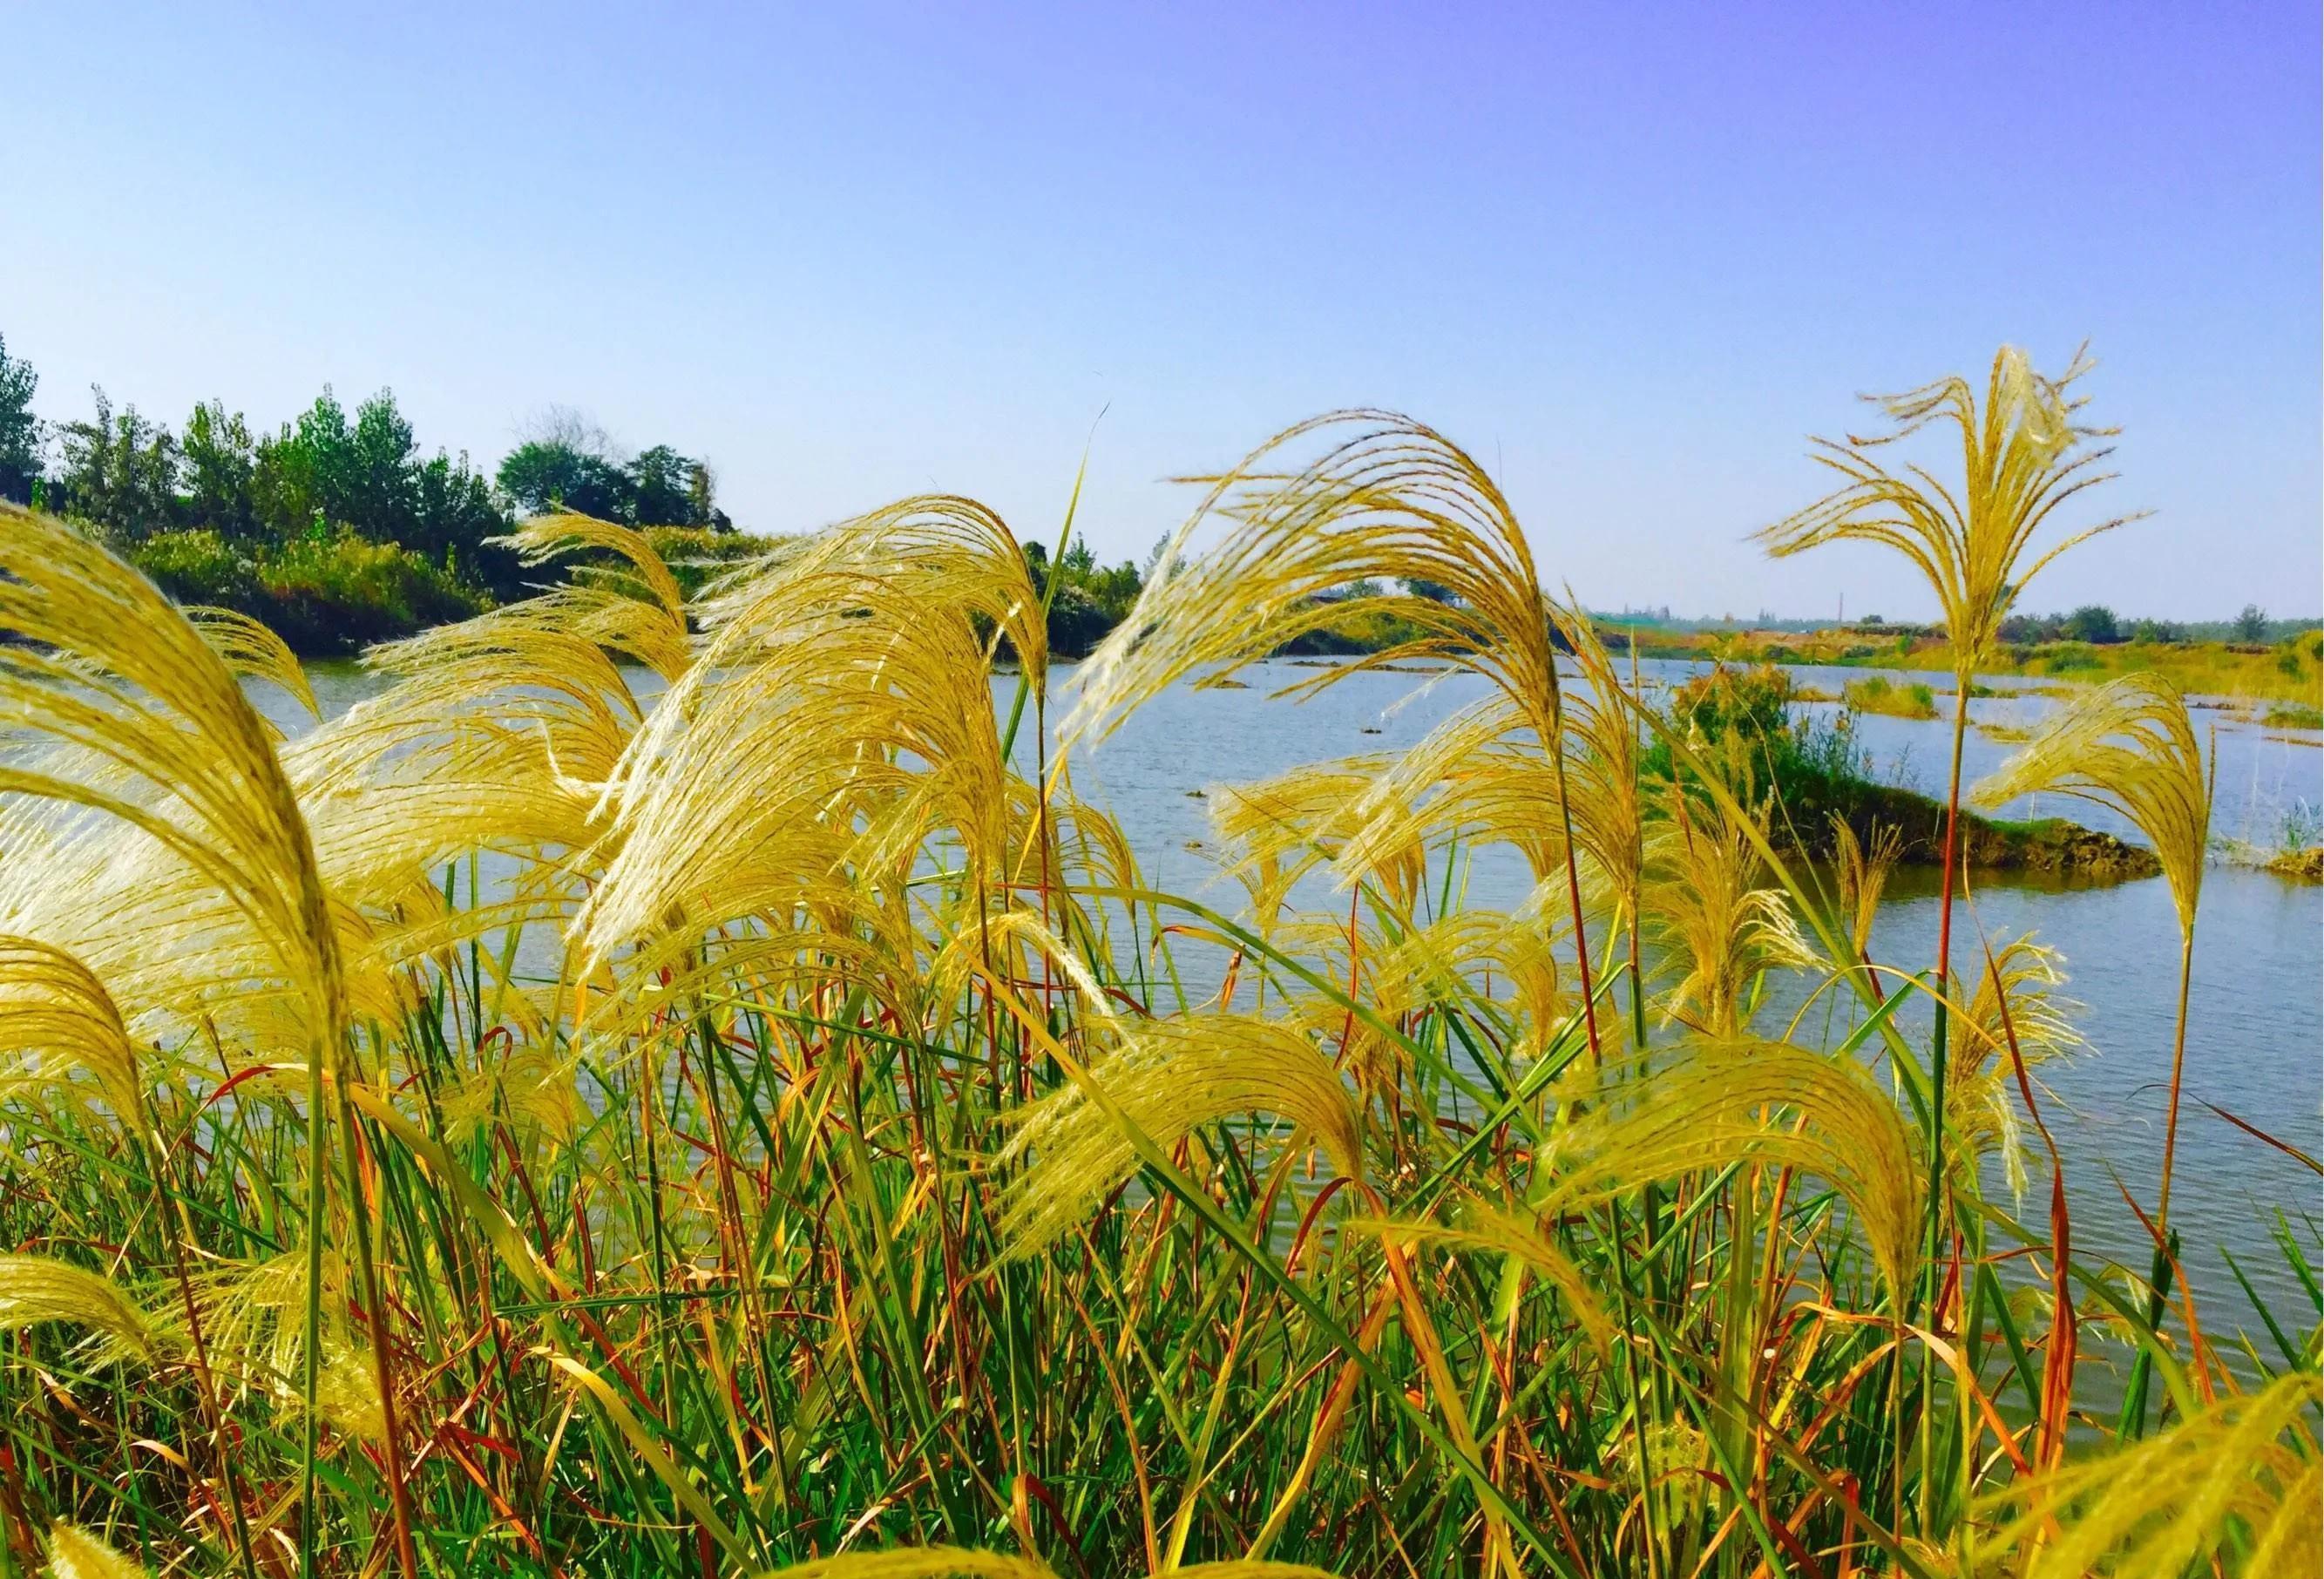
[0, 387, 2311, 1579]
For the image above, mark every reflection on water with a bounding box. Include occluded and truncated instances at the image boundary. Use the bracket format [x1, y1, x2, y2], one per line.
[271, 654, 2322, 1336]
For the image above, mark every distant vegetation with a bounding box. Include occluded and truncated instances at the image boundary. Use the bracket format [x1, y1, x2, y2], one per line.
[1618, 614, 2324, 706]
[5, 331, 2313, 684]
[0, 333, 741, 654]
[1840, 673, 1939, 719]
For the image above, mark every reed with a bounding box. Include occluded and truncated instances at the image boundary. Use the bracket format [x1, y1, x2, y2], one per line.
[0, 375, 2308, 1579]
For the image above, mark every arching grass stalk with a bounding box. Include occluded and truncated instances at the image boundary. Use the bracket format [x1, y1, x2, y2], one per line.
[1754, 343, 2142, 1329]
[1974, 674, 2214, 1438]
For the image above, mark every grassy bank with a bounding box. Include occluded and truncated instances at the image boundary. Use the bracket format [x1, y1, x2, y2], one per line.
[125, 521, 769, 654]
[1618, 620, 2324, 706]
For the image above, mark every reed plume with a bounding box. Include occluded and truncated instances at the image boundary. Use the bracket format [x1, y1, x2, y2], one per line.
[44, 1523, 152, 1579]
[993, 1012, 1364, 1259]
[1829, 814, 1902, 974]
[0, 502, 413, 1574]
[0, 935, 146, 1126]
[1640, 785, 1812, 1039]
[1753, 345, 2138, 685]
[1977, 1367, 2320, 1579]
[1973, 674, 2211, 1227]
[1545, 1040, 1923, 1298]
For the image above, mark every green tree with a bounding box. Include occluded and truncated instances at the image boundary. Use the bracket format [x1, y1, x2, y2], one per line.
[180, 400, 260, 540]
[628, 444, 699, 525]
[410, 450, 518, 593]
[252, 388, 357, 539]
[2060, 604, 2119, 644]
[57, 387, 179, 540]
[345, 390, 421, 542]
[2236, 603, 2268, 642]
[0, 333, 40, 504]
[497, 438, 631, 519]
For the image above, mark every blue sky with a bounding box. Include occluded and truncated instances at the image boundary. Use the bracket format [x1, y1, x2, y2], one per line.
[5, 1, 2316, 619]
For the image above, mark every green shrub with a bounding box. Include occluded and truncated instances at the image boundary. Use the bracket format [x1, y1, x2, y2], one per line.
[258, 531, 487, 655]
[1669, 662, 1794, 744]
[1840, 674, 1940, 719]
[131, 529, 261, 607]
[2041, 643, 2104, 674]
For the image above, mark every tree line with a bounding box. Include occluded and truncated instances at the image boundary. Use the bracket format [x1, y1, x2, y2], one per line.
[0, 331, 739, 652]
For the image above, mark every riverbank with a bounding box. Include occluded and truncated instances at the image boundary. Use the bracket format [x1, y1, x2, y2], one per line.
[129, 521, 766, 654]
[1612, 620, 2324, 706]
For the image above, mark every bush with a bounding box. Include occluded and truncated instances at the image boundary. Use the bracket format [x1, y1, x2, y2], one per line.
[2042, 643, 2104, 674]
[1669, 663, 1794, 745]
[132, 528, 261, 607]
[133, 526, 489, 654]
[259, 531, 487, 655]
[1842, 674, 1940, 719]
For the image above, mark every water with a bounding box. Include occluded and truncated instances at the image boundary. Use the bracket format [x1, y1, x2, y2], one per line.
[272, 654, 2324, 1343]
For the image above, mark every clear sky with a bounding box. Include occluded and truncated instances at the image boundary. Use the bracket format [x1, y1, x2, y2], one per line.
[5, 1, 2316, 620]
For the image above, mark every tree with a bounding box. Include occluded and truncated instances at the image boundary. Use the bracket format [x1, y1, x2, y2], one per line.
[2236, 603, 2268, 642]
[252, 388, 358, 540]
[345, 390, 421, 542]
[686, 461, 729, 532]
[0, 333, 40, 503]
[410, 451, 513, 588]
[2060, 604, 2119, 644]
[180, 400, 260, 540]
[2131, 618, 2184, 644]
[57, 387, 179, 540]
[628, 444, 698, 526]
[497, 438, 631, 519]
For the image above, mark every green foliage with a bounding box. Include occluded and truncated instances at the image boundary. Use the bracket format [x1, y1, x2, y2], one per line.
[57, 388, 180, 540]
[496, 436, 631, 519]
[0, 332, 37, 503]
[2061, 604, 2121, 644]
[1842, 674, 1940, 719]
[2238, 602, 2269, 642]
[257, 531, 488, 654]
[1026, 537, 1148, 655]
[130, 526, 485, 655]
[497, 431, 728, 531]
[2042, 642, 2105, 674]
[1667, 661, 1795, 746]
[131, 527, 263, 607]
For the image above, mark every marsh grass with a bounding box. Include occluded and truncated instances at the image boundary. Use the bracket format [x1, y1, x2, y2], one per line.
[0, 384, 2312, 1579]
[1842, 675, 1940, 721]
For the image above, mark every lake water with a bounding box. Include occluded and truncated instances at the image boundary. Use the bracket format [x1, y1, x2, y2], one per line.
[278, 654, 2323, 1345]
